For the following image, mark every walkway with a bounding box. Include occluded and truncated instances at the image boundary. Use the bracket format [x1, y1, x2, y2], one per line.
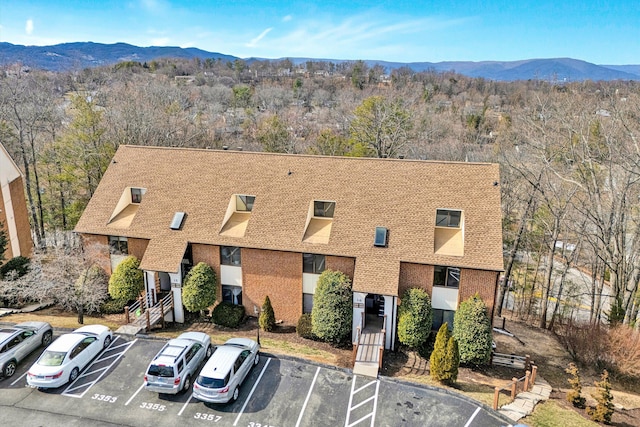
[499, 376, 553, 423]
[0, 301, 54, 317]
[353, 329, 385, 377]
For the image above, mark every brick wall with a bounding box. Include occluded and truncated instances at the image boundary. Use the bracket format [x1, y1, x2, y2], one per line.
[192, 244, 221, 304]
[326, 256, 355, 281]
[399, 262, 497, 314]
[398, 262, 434, 302]
[242, 248, 302, 324]
[459, 269, 499, 315]
[80, 234, 111, 273]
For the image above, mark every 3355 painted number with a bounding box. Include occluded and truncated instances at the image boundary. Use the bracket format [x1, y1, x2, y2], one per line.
[194, 413, 222, 422]
[91, 394, 117, 403]
[140, 402, 166, 411]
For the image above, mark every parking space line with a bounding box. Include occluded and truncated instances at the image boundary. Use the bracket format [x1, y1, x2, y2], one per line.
[463, 406, 481, 427]
[345, 375, 379, 427]
[10, 372, 27, 386]
[294, 366, 320, 427]
[125, 383, 145, 406]
[233, 357, 271, 426]
[62, 338, 137, 398]
[178, 394, 194, 416]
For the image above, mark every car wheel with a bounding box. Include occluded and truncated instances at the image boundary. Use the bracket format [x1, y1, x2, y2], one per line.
[232, 387, 239, 402]
[42, 331, 53, 347]
[69, 367, 80, 382]
[182, 375, 191, 393]
[206, 344, 212, 358]
[3, 360, 17, 378]
[103, 335, 112, 349]
[254, 353, 260, 365]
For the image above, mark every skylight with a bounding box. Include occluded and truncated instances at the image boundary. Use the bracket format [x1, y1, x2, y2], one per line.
[170, 212, 186, 230]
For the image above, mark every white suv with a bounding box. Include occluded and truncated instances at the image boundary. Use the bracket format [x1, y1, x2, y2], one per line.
[193, 338, 260, 403]
[144, 332, 211, 394]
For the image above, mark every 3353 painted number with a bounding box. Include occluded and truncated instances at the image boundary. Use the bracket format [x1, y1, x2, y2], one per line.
[91, 394, 117, 403]
[193, 413, 222, 422]
[139, 402, 166, 411]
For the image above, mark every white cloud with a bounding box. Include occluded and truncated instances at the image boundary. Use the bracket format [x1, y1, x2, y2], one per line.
[25, 19, 34, 35]
[245, 28, 272, 48]
[282, 15, 292, 22]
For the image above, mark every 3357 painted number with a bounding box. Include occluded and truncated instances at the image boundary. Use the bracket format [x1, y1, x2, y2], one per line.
[91, 394, 117, 403]
[194, 413, 222, 422]
[140, 402, 166, 411]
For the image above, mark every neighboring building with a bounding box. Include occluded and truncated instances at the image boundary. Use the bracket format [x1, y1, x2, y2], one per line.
[74, 146, 504, 349]
[0, 142, 33, 260]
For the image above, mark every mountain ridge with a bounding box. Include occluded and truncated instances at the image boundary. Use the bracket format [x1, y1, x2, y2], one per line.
[1, 41, 639, 82]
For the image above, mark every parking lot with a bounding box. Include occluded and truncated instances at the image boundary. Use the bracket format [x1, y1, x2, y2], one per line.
[1, 332, 514, 427]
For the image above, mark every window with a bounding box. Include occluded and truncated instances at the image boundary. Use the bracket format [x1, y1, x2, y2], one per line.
[303, 293, 314, 314]
[185, 344, 201, 364]
[236, 195, 255, 212]
[220, 246, 241, 266]
[434, 266, 460, 288]
[109, 236, 128, 255]
[314, 201, 335, 218]
[131, 188, 143, 204]
[303, 253, 325, 274]
[222, 285, 243, 305]
[436, 209, 461, 228]
[433, 309, 455, 331]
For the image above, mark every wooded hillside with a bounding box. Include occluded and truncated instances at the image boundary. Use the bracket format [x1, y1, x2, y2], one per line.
[2, 58, 640, 329]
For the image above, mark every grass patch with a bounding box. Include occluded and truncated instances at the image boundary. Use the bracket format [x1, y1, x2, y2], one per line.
[0, 311, 123, 331]
[524, 400, 598, 427]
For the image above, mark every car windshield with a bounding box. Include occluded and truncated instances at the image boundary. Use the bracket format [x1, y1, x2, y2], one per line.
[39, 351, 66, 366]
[147, 364, 174, 377]
[197, 375, 226, 389]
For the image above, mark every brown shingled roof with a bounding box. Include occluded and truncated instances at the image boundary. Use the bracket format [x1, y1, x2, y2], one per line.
[74, 146, 504, 295]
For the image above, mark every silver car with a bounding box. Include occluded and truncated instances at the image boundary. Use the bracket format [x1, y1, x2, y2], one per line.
[144, 332, 212, 394]
[192, 338, 260, 403]
[0, 321, 53, 378]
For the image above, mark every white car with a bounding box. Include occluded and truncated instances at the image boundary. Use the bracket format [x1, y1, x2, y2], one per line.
[27, 324, 113, 389]
[193, 338, 260, 403]
[0, 321, 53, 378]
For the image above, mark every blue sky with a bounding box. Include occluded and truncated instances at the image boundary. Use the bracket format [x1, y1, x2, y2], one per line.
[0, 0, 638, 64]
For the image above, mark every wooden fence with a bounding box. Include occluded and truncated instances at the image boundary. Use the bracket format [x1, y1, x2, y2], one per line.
[492, 365, 538, 410]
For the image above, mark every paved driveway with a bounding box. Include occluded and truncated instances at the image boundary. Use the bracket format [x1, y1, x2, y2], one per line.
[1, 333, 514, 427]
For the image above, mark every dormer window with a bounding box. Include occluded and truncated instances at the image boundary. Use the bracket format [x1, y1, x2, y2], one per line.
[131, 188, 143, 204]
[314, 201, 335, 218]
[236, 195, 255, 212]
[436, 209, 461, 228]
[434, 209, 464, 256]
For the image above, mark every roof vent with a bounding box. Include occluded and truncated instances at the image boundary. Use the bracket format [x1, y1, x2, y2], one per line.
[374, 226, 388, 247]
[170, 212, 186, 230]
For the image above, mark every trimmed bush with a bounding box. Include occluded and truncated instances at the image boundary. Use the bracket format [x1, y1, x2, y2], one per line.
[297, 313, 314, 339]
[453, 294, 493, 365]
[100, 297, 130, 314]
[211, 302, 245, 328]
[311, 270, 353, 344]
[588, 370, 614, 424]
[565, 363, 586, 408]
[182, 262, 217, 313]
[430, 323, 458, 384]
[108, 256, 143, 301]
[259, 295, 276, 332]
[397, 288, 432, 348]
[0, 256, 30, 280]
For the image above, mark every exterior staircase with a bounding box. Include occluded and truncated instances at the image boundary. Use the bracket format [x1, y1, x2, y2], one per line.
[116, 292, 174, 335]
